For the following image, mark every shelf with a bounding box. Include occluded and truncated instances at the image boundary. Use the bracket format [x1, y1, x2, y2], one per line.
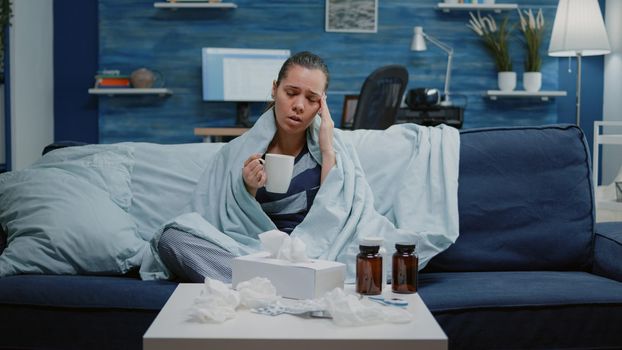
[154, 2, 237, 9]
[485, 90, 567, 102]
[437, 3, 518, 13]
[88, 88, 173, 96]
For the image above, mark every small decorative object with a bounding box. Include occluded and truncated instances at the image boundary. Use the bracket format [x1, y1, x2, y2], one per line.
[325, 0, 378, 33]
[467, 11, 515, 91]
[129, 68, 163, 89]
[523, 71, 541, 92]
[518, 8, 544, 92]
[498, 71, 517, 91]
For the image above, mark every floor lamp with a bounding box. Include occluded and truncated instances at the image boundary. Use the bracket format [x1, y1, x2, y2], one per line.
[548, 0, 611, 127]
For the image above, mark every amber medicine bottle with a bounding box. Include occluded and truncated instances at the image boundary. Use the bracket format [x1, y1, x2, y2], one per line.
[392, 242, 418, 294]
[356, 238, 383, 295]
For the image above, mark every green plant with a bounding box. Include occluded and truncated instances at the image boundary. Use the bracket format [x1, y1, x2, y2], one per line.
[517, 8, 544, 72]
[467, 12, 514, 72]
[0, 0, 12, 82]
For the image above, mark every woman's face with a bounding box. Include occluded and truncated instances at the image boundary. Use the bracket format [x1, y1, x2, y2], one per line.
[272, 65, 327, 135]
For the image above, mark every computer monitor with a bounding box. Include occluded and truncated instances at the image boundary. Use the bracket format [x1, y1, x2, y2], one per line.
[202, 48, 291, 127]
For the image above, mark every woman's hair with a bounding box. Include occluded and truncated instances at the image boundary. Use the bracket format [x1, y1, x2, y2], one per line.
[265, 51, 329, 111]
[276, 51, 330, 90]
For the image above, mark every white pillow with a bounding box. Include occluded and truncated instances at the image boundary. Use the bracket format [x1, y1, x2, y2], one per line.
[34, 144, 135, 210]
[0, 167, 145, 276]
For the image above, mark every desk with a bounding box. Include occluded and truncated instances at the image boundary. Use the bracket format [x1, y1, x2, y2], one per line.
[194, 127, 249, 142]
[396, 106, 463, 129]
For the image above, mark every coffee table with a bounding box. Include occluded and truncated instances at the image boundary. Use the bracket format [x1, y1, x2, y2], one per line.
[143, 283, 447, 350]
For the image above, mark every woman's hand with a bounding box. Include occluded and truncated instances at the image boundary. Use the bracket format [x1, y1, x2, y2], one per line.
[242, 153, 266, 196]
[318, 95, 335, 157]
[318, 95, 336, 182]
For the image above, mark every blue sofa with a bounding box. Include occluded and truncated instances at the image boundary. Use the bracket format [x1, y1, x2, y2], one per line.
[1, 124, 621, 350]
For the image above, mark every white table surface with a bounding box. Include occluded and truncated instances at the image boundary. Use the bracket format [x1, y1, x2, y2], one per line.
[143, 283, 447, 350]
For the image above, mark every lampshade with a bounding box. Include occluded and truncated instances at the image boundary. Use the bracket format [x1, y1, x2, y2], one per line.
[548, 0, 611, 57]
[411, 26, 427, 52]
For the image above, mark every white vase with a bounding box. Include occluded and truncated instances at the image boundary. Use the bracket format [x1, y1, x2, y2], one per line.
[498, 71, 517, 91]
[523, 72, 542, 92]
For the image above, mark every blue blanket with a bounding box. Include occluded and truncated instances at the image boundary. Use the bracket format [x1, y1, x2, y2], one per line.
[140, 109, 460, 281]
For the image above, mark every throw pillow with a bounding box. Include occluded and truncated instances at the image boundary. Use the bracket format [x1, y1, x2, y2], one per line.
[0, 168, 146, 276]
[33, 144, 135, 210]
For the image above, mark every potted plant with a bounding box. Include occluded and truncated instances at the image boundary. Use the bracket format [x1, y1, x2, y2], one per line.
[0, 0, 12, 84]
[517, 8, 545, 92]
[467, 12, 516, 91]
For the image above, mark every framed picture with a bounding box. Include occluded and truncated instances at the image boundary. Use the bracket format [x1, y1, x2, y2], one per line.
[325, 0, 378, 33]
[341, 95, 359, 129]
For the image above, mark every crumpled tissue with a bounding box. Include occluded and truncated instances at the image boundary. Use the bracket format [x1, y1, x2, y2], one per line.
[189, 277, 278, 323]
[189, 277, 412, 327]
[322, 288, 412, 326]
[237, 277, 279, 309]
[259, 229, 309, 263]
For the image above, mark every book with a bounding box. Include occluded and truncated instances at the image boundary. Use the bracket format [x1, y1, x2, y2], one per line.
[95, 76, 131, 88]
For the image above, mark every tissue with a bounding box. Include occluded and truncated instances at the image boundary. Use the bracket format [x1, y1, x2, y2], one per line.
[238, 277, 279, 309]
[188, 278, 412, 327]
[322, 288, 412, 327]
[189, 278, 240, 323]
[189, 277, 278, 323]
[259, 230, 309, 263]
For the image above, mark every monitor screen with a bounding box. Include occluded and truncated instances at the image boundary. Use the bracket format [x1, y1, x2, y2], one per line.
[202, 48, 291, 102]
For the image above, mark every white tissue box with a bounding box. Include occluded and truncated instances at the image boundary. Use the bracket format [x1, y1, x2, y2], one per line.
[232, 252, 346, 300]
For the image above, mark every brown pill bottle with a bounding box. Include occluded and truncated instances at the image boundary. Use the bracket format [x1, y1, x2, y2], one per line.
[392, 242, 418, 294]
[356, 238, 383, 295]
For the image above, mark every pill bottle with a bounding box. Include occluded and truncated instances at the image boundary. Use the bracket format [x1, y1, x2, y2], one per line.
[392, 242, 418, 294]
[356, 237, 383, 295]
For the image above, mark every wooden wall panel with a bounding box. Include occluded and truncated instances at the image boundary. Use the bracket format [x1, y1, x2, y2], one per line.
[99, 0, 559, 143]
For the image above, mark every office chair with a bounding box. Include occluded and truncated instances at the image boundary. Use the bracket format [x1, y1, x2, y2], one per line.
[351, 65, 409, 130]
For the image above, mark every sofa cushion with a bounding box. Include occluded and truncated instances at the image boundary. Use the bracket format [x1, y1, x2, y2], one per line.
[0, 275, 177, 350]
[419, 271, 622, 349]
[419, 271, 622, 312]
[426, 125, 594, 272]
[593, 221, 622, 282]
[0, 274, 177, 310]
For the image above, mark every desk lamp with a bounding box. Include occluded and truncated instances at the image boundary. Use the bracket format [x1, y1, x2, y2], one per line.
[411, 26, 454, 106]
[548, 0, 610, 127]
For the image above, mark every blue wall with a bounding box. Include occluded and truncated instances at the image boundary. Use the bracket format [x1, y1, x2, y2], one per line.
[52, 0, 606, 146]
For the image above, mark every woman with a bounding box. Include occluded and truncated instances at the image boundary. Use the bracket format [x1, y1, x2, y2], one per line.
[243, 51, 335, 234]
[158, 51, 335, 282]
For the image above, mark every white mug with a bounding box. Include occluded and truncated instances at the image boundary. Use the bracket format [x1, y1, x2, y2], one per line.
[261, 153, 295, 194]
